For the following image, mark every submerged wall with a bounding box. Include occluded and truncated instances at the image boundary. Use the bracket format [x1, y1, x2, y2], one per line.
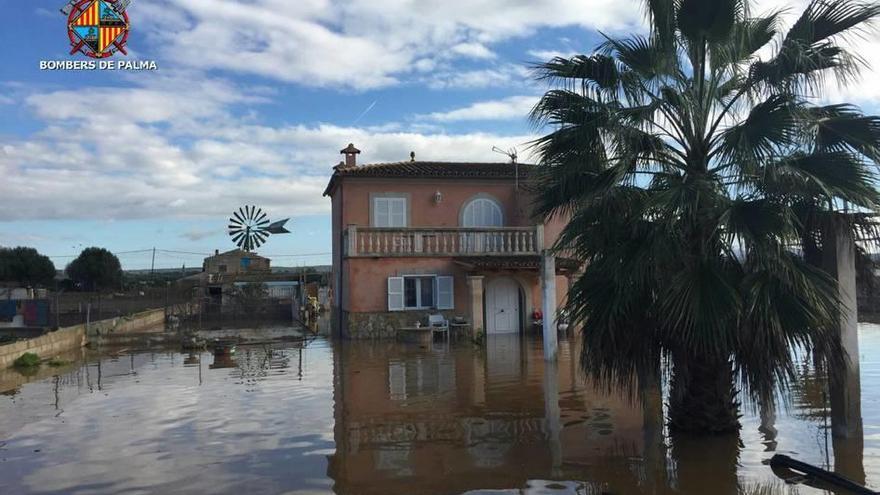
[0, 305, 195, 368]
[0, 325, 87, 369]
[86, 308, 165, 337]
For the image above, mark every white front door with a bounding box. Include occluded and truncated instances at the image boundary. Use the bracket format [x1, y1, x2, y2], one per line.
[485, 277, 520, 334]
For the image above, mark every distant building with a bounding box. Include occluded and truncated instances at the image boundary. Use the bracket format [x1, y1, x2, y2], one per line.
[200, 249, 302, 313]
[202, 249, 271, 276]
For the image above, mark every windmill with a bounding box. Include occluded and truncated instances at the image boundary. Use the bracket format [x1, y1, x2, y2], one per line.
[227, 205, 290, 251]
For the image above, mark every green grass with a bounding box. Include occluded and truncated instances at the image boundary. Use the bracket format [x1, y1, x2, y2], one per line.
[47, 357, 71, 367]
[12, 352, 40, 368]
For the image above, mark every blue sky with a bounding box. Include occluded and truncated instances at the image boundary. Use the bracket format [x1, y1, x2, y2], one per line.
[1, 0, 879, 270]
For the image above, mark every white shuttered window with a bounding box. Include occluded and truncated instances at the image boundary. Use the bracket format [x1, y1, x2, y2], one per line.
[388, 277, 405, 311]
[387, 275, 454, 311]
[373, 197, 407, 227]
[436, 276, 454, 309]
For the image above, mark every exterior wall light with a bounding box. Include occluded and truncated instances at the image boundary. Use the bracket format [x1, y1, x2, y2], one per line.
[433, 190, 443, 205]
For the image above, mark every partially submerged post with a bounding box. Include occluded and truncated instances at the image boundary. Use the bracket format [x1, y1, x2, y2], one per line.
[541, 251, 557, 361]
[823, 223, 862, 439]
[542, 358, 562, 476]
[466, 276, 484, 340]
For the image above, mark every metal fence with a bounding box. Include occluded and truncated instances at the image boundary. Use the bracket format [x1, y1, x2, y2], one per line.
[49, 287, 195, 328]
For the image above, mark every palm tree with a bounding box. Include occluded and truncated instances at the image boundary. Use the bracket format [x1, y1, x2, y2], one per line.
[531, 0, 880, 434]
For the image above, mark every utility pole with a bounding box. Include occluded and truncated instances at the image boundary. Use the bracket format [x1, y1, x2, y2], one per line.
[150, 247, 156, 279]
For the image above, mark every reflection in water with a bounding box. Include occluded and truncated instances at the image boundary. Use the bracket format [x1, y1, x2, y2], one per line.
[0, 325, 878, 494]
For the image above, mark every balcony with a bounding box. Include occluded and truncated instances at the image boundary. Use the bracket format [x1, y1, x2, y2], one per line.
[345, 226, 545, 257]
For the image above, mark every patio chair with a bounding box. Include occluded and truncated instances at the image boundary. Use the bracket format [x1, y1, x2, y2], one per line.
[427, 314, 450, 341]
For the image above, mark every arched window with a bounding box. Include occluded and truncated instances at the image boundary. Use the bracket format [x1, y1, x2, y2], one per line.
[461, 197, 503, 227]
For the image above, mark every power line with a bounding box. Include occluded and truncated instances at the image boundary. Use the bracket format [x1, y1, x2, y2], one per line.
[47, 249, 331, 259]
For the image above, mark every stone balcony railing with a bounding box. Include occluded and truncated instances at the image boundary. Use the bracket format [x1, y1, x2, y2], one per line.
[345, 226, 545, 257]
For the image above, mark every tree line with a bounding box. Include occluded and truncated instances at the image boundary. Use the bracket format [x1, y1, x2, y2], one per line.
[0, 246, 122, 292]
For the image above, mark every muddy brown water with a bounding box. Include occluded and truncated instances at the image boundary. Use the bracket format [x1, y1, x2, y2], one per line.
[0, 325, 878, 494]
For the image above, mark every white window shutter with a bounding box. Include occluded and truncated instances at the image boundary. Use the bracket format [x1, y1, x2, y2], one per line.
[374, 198, 389, 227]
[391, 198, 406, 227]
[436, 276, 454, 310]
[388, 277, 404, 311]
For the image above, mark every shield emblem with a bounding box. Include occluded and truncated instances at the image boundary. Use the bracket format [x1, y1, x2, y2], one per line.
[67, 0, 129, 58]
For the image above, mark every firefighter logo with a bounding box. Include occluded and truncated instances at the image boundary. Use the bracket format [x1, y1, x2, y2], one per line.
[62, 0, 130, 59]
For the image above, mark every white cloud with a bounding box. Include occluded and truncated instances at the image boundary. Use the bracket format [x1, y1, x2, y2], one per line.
[426, 64, 533, 90]
[130, 0, 643, 90]
[1, 76, 534, 222]
[421, 95, 539, 122]
[451, 42, 496, 59]
[526, 49, 578, 61]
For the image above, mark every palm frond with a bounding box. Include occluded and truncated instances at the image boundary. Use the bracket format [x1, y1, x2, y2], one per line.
[786, 0, 880, 46]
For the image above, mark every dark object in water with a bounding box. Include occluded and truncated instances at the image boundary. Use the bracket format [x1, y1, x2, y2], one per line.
[180, 337, 206, 351]
[210, 338, 237, 355]
[769, 454, 877, 494]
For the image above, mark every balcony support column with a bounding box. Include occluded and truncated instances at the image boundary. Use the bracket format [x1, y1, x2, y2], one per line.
[346, 225, 357, 257]
[541, 251, 558, 361]
[822, 223, 862, 440]
[466, 276, 485, 340]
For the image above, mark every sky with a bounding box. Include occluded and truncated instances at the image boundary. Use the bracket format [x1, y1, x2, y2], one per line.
[1, 0, 879, 270]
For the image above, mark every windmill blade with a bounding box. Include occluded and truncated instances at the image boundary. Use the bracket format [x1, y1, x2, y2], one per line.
[256, 211, 268, 223]
[266, 218, 291, 234]
[229, 217, 243, 226]
[254, 231, 268, 244]
[232, 232, 246, 244]
[233, 210, 245, 223]
[238, 207, 247, 222]
[257, 218, 270, 226]
[247, 205, 255, 221]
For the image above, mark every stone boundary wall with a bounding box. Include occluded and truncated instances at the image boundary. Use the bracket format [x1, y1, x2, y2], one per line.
[0, 325, 87, 369]
[0, 304, 198, 368]
[86, 308, 166, 337]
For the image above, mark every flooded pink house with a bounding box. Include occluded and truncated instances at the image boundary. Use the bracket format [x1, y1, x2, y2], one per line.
[324, 144, 578, 339]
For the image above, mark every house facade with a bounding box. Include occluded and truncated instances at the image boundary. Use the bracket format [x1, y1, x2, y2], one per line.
[324, 144, 578, 340]
[202, 249, 271, 276]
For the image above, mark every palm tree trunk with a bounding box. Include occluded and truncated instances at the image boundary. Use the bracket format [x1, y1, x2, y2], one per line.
[668, 354, 740, 434]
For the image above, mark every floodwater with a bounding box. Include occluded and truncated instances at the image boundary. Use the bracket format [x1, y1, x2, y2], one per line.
[0, 325, 878, 495]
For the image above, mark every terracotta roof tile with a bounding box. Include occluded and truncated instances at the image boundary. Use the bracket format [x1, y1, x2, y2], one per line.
[324, 161, 537, 196]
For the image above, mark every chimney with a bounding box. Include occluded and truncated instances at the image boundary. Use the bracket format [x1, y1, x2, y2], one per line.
[214, 249, 219, 255]
[340, 143, 360, 168]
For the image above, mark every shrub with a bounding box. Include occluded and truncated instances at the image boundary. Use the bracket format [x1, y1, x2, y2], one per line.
[13, 352, 40, 368]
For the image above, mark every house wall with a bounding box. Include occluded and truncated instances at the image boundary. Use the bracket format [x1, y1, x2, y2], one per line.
[330, 176, 572, 338]
[338, 178, 536, 228]
[331, 181, 346, 335]
[340, 257, 569, 339]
